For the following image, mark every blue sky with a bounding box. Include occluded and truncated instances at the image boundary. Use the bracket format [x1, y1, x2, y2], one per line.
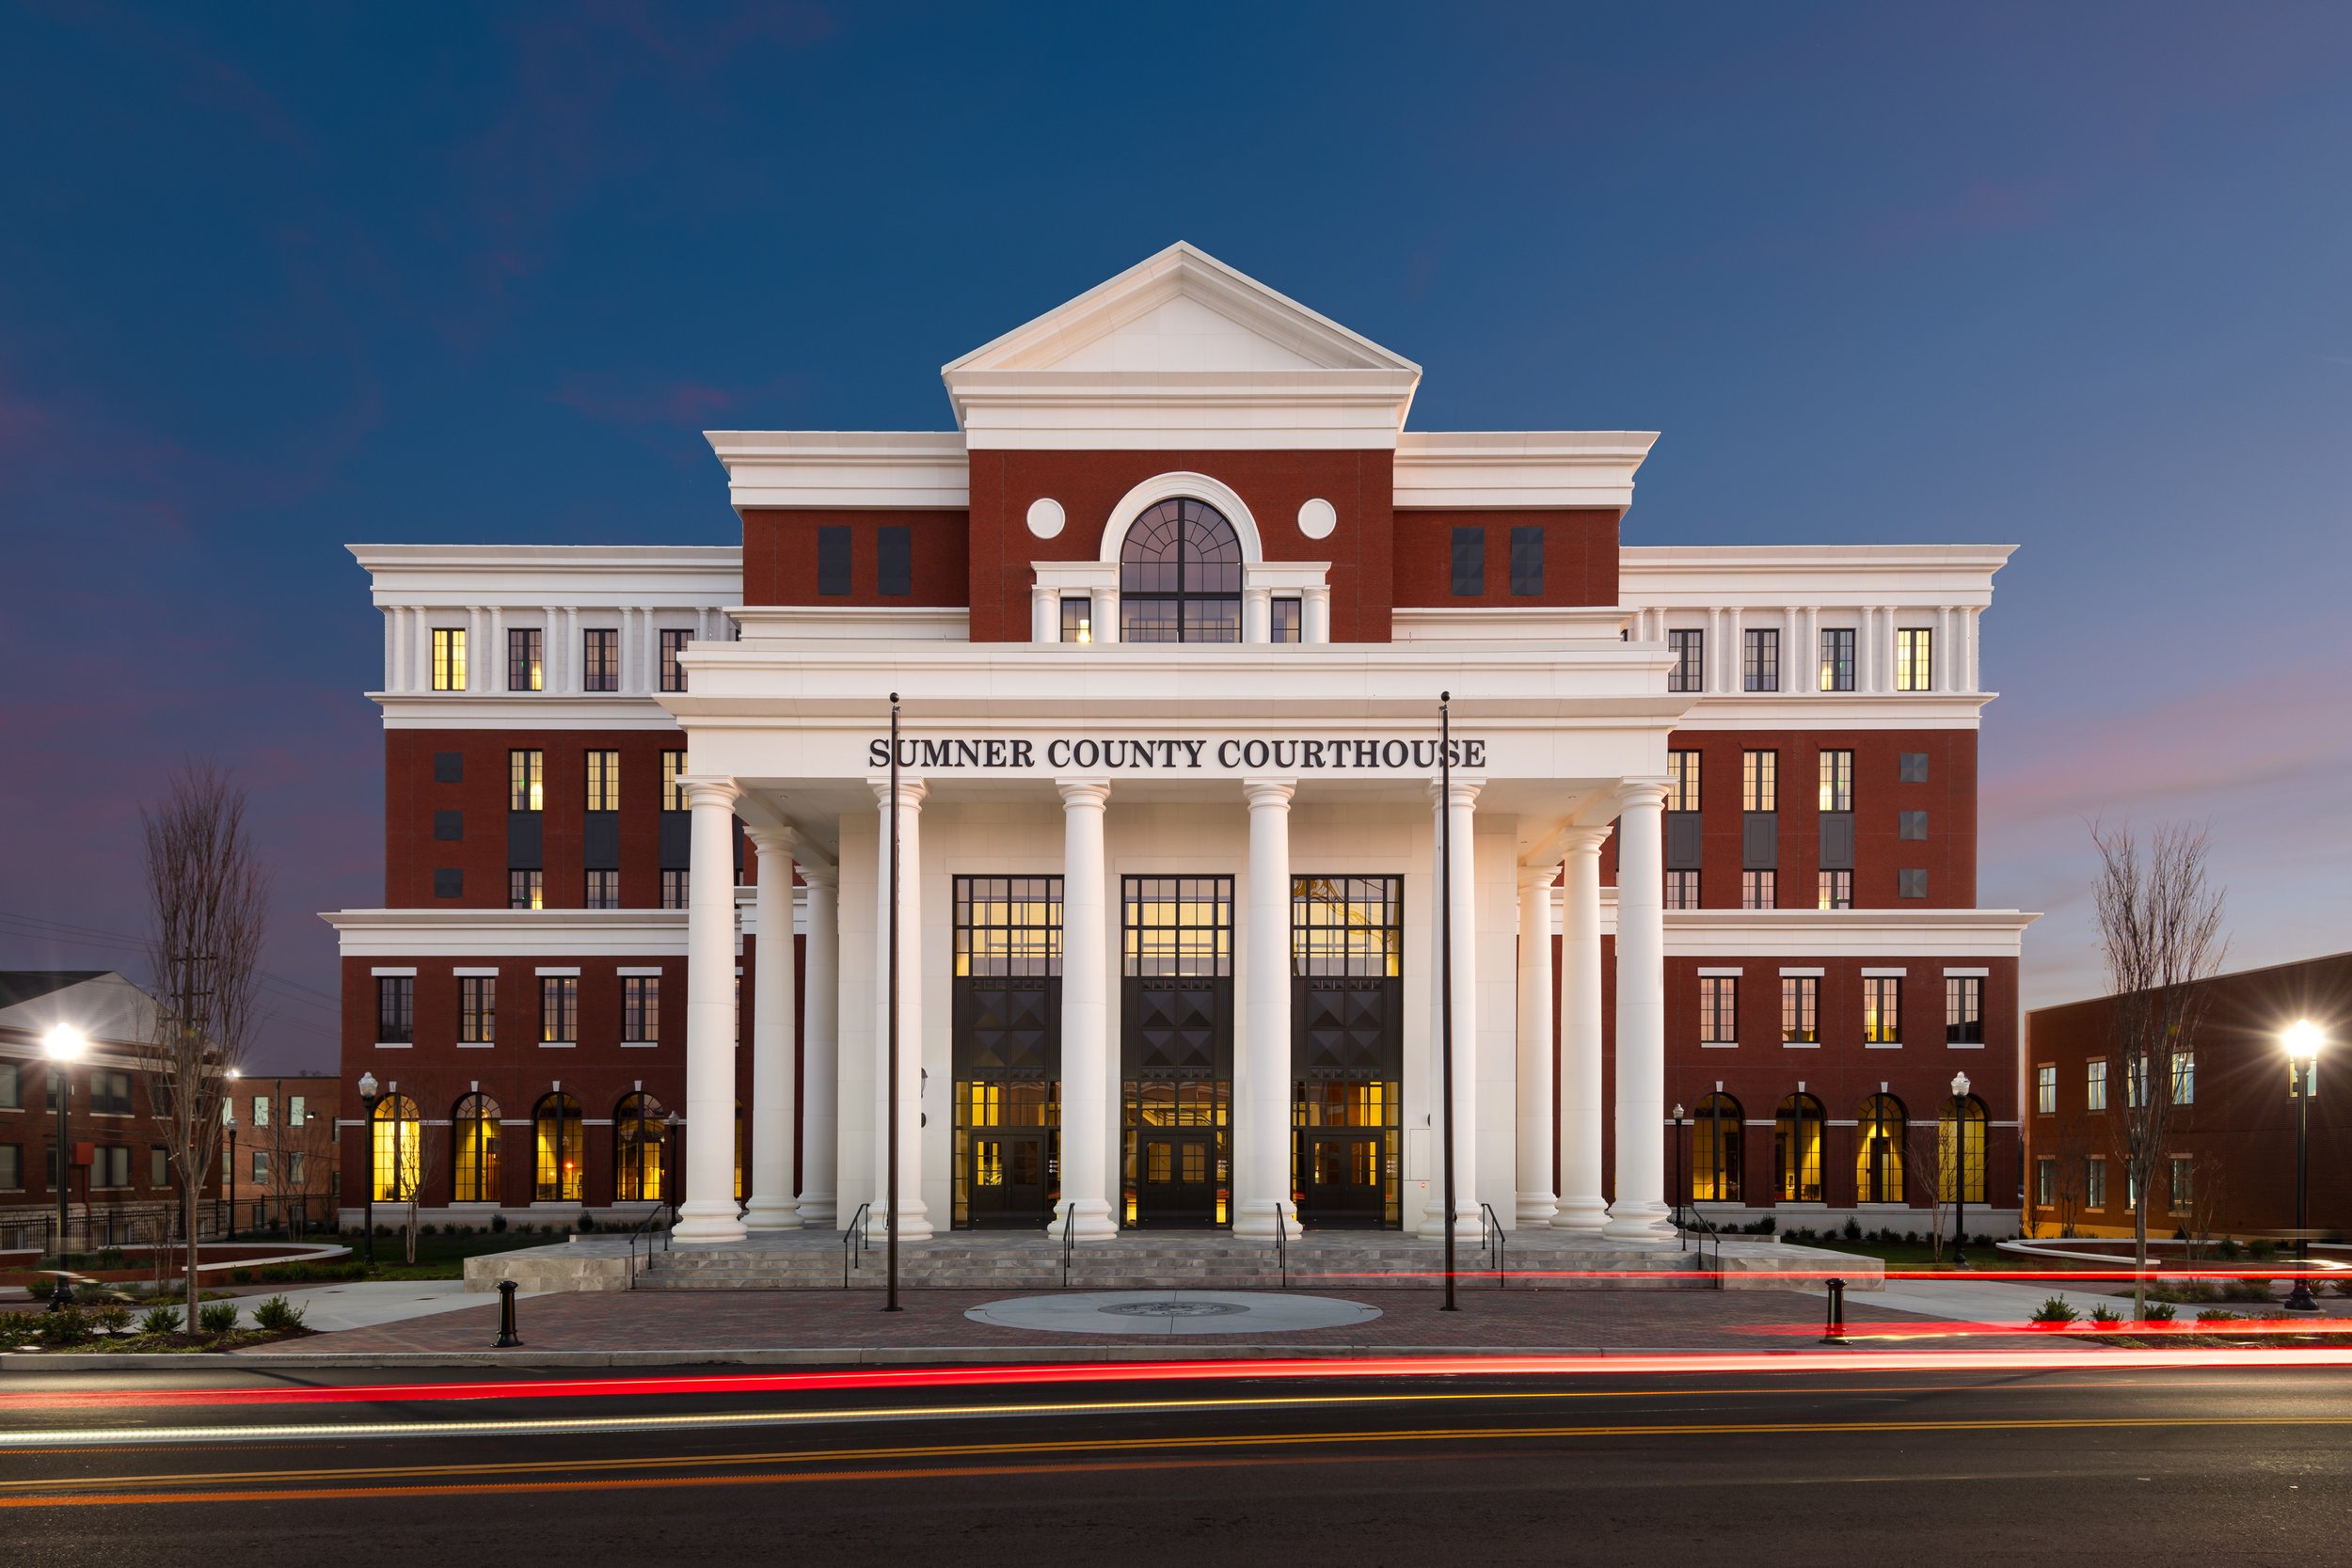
[4, 2, 2348, 1070]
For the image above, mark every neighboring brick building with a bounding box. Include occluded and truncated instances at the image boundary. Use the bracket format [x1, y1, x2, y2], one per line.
[330, 243, 2035, 1241]
[220, 1075, 341, 1236]
[2026, 952, 2352, 1239]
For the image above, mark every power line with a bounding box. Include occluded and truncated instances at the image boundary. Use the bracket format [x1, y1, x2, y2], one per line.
[0, 909, 342, 1017]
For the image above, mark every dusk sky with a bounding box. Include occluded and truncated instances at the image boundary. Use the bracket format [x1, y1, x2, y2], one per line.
[5, 3, 2348, 1072]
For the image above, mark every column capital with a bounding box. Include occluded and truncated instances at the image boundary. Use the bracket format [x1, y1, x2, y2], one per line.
[799, 861, 838, 890]
[1241, 777, 1295, 808]
[1517, 861, 1561, 891]
[678, 776, 740, 812]
[1056, 777, 1112, 808]
[868, 776, 929, 809]
[1560, 822, 1614, 855]
[1425, 776, 1484, 808]
[742, 822, 797, 857]
[1614, 779, 1671, 814]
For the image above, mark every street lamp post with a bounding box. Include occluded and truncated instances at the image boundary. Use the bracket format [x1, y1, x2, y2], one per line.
[42, 1027, 86, 1310]
[224, 1079, 239, 1242]
[357, 1071, 379, 1267]
[1950, 1071, 1972, 1268]
[2284, 1021, 2324, 1315]
[1672, 1103, 1686, 1239]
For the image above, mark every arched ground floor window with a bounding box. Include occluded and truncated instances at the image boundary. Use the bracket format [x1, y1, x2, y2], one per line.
[534, 1092, 583, 1202]
[1938, 1095, 1989, 1204]
[453, 1093, 501, 1203]
[372, 1095, 421, 1202]
[1855, 1094, 1905, 1204]
[1774, 1092, 1823, 1203]
[1692, 1093, 1741, 1202]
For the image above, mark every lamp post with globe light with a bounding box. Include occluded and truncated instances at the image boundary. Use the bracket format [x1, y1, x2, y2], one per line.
[1950, 1071, 1972, 1267]
[357, 1070, 380, 1266]
[223, 1069, 241, 1240]
[2283, 1021, 2325, 1314]
[42, 1027, 86, 1309]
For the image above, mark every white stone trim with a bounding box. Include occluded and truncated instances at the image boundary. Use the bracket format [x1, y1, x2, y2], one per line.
[452, 967, 499, 977]
[373, 1042, 411, 1050]
[615, 966, 663, 976]
[705, 431, 968, 509]
[1779, 966, 1826, 977]
[1861, 967, 1908, 977]
[1099, 472, 1265, 565]
[1696, 966, 1743, 977]
[1392, 431, 1657, 510]
[370, 967, 418, 977]
[533, 966, 581, 977]
[1943, 966, 1991, 977]
[325, 910, 700, 959]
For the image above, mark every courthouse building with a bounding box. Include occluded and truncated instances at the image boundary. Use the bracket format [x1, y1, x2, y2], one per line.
[329, 244, 2034, 1243]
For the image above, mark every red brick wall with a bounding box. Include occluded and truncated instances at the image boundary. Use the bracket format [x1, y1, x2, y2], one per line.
[739, 508, 970, 607]
[1391, 508, 1620, 607]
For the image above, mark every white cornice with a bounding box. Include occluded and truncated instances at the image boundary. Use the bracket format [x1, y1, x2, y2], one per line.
[371, 694, 688, 731]
[729, 607, 971, 641]
[1620, 545, 2015, 607]
[1662, 692, 1997, 731]
[352, 545, 740, 606]
[705, 431, 970, 511]
[325, 909, 698, 958]
[1392, 431, 1659, 510]
[1391, 607, 1635, 642]
[1562, 900, 2038, 953]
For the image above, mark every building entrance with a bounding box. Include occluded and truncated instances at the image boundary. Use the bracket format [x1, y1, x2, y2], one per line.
[1120, 876, 1233, 1228]
[951, 877, 1061, 1229]
[1291, 876, 1405, 1229]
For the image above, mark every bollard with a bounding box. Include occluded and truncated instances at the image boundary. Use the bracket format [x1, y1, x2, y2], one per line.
[1821, 1276, 1849, 1345]
[494, 1278, 523, 1349]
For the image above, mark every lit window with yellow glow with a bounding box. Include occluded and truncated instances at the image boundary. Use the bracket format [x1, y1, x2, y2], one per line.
[1060, 596, 1092, 643]
[1741, 750, 1776, 813]
[509, 750, 543, 812]
[585, 750, 620, 813]
[1863, 975, 1901, 1044]
[431, 627, 467, 691]
[662, 751, 688, 812]
[1666, 750, 1701, 813]
[1896, 626, 1934, 691]
[371, 1095, 422, 1200]
[1819, 750, 1854, 813]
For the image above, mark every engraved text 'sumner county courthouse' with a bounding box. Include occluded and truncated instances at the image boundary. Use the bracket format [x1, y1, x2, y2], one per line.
[328, 245, 2035, 1245]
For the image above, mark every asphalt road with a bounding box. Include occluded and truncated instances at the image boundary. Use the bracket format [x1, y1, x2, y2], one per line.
[4, 1361, 2346, 1565]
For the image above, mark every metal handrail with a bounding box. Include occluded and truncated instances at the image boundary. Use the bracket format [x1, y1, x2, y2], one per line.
[1676, 1195, 1724, 1281]
[1060, 1206, 1075, 1289]
[1479, 1201, 1507, 1289]
[624, 1199, 672, 1291]
[1274, 1209, 1291, 1291]
[841, 1202, 872, 1289]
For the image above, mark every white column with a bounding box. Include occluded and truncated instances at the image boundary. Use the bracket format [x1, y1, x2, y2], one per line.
[487, 606, 505, 693]
[408, 608, 430, 690]
[381, 609, 398, 693]
[675, 778, 748, 1243]
[1964, 607, 1982, 691]
[871, 777, 931, 1241]
[1243, 586, 1273, 644]
[1422, 778, 1480, 1239]
[539, 607, 562, 692]
[1554, 825, 1611, 1231]
[1235, 778, 1298, 1239]
[1605, 781, 1672, 1239]
[1303, 586, 1332, 644]
[1090, 584, 1120, 644]
[1515, 861, 1559, 1227]
[1801, 606, 1820, 693]
[1057, 780, 1118, 1239]
[1939, 606, 1958, 692]
[1032, 585, 1057, 643]
[742, 827, 799, 1230]
[797, 864, 839, 1225]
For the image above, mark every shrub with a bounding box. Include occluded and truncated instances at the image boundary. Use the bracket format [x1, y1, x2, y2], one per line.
[140, 1304, 184, 1336]
[2330, 1278, 2352, 1298]
[0, 1314, 39, 1349]
[2089, 1305, 2122, 1323]
[230, 1268, 253, 1285]
[2197, 1308, 2239, 1323]
[198, 1303, 240, 1335]
[421, 1224, 438, 1237]
[41, 1307, 93, 1345]
[2031, 1295, 2080, 1324]
[577, 1212, 597, 1233]
[491, 1213, 508, 1233]
[2216, 1239, 2244, 1259]
[96, 1247, 126, 1269]
[2144, 1301, 2179, 1323]
[251, 1295, 306, 1331]
[2223, 1278, 2273, 1302]
[92, 1304, 134, 1334]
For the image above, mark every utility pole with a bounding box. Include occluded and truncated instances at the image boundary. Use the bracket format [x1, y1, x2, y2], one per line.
[1439, 691, 1457, 1312]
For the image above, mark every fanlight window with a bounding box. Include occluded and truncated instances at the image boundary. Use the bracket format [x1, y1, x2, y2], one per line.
[615, 1092, 669, 1203]
[452, 1092, 502, 1203]
[1691, 1092, 1742, 1203]
[1119, 499, 1243, 643]
[1855, 1093, 1906, 1205]
[534, 1092, 583, 1202]
[372, 1095, 422, 1202]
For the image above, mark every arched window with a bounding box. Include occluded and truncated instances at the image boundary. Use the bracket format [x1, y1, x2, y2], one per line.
[372, 1095, 421, 1201]
[1938, 1094, 1989, 1204]
[533, 1092, 583, 1202]
[1855, 1093, 1906, 1205]
[1692, 1092, 1742, 1203]
[452, 1093, 502, 1203]
[1774, 1092, 1824, 1203]
[1119, 499, 1243, 642]
[615, 1092, 668, 1203]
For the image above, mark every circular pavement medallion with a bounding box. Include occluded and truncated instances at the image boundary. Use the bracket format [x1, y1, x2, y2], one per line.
[965, 1290, 1381, 1336]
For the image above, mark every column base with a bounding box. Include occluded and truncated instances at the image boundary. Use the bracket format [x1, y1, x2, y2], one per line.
[1515, 1192, 1559, 1228]
[1418, 1203, 1483, 1240]
[1056, 1198, 1120, 1243]
[672, 1202, 750, 1245]
[1231, 1200, 1299, 1241]
[1552, 1196, 1610, 1233]
[1602, 1200, 1674, 1241]
[875, 1203, 933, 1243]
[797, 1193, 836, 1228]
[741, 1196, 801, 1231]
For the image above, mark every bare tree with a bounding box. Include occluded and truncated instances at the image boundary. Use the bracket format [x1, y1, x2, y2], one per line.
[2091, 821, 2227, 1316]
[135, 763, 272, 1332]
[2184, 1148, 2228, 1261]
[2048, 1114, 2090, 1240]
[1909, 1120, 1952, 1265]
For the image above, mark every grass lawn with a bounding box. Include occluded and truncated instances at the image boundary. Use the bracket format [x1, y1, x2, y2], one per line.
[341, 1228, 568, 1281]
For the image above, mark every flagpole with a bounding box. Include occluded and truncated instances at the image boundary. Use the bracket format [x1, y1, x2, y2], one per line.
[885, 692, 901, 1312]
[1439, 690, 1458, 1312]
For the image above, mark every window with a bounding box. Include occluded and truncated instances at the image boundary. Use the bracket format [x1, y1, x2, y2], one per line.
[508, 626, 542, 691]
[1775, 1093, 1824, 1201]
[533, 1092, 583, 1201]
[2169, 1156, 2193, 1212]
[1856, 1094, 1906, 1204]
[2127, 1167, 2140, 1210]
[1896, 626, 1933, 691]
[2127, 1057, 2149, 1110]
[436, 752, 463, 790]
[1818, 870, 1852, 910]
[615, 1092, 670, 1201]
[377, 975, 414, 1043]
[453, 1092, 501, 1203]
[288, 1150, 305, 1185]
[1059, 596, 1092, 643]
[660, 869, 690, 910]
[584, 870, 620, 909]
[877, 526, 912, 597]
[585, 749, 620, 812]
[459, 976, 496, 1043]
[430, 627, 467, 690]
[1692, 1092, 1742, 1201]
[2086, 1059, 2108, 1112]
[372, 1094, 421, 1201]
[1741, 870, 1776, 910]
[0, 1061, 18, 1109]
[1742, 751, 1777, 812]
[433, 810, 463, 842]
[509, 870, 542, 910]
[1450, 526, 1485, 596]
[1863, 976, 1901, 1044]
[541, 975, 578, 1043]
[433, 867, 464, 899]
[1899, 810, 1929, 841]
[289, 1096, 305, 1127]
[2171, 1050, 2195, 1105]
[2035, 1064, 2058, 1115]
[1271, 597, 1302, 642]
[1698, 976, 1738, 1044]
[1508, 526, 1544, 595]
[1667, 750, 1701, 813]
[1820, 627, 1855, 691]
[88, 1145, 130, 1189]
[1121, 499, 1244, 641]
[251, 1094, 270, 1129]
[1664, 870, 1701, 910]
[1937, 1096, 1989, 1204]
[2035, 1157, 2055, 1208]
[581, 628, 619, 691]
[1781, 975, 1819, 1043]
[1667, 628, 1705, 692]
[2086, 1156, 2107, 1210]
[660, 628, 694, 693]
[1946, 975, 1984, 1043]
[1899, 752, 1930, 784]
[1819, 751, 1854, 812]
[151, 1146, 167, 1187]
[250, 1149, 270, 1185]
[1898, 868, 1928, 900]
[661, 750, 687, 812]
[509, 750, 543, 812]
[1743, 627, 1779, 691]
[0, 1145, 18, 1190]
[624, 975, 660, 1042]
[90, 1069, 133, 1115]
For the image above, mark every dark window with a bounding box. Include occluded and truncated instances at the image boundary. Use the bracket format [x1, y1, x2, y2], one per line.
[1059, 596, 1092, 643]
[377, 976, 415, 1042]
[1271, 597, 1302, 642]
[90, 1069, 133, 1116]
[1743, 628, 1779, 691]
[1740, 870, 1776, 910]
[584, 870, 620, 910]
[1780, 976, 1820, 1042]
[660, 628, 694, 693]
[1899, 810, 1929, 841]
[509, 869, 542, 910]
[1899, 868, 1929, 900]
[660, 869, 690, 909]
[1119, 499, 1244, 642]
[151, 1146, 167, 1187]
[817, 527, 852, 596]
[0, 1061, 18, 1110]
[1664, 870, 1700, 909]
[877, 526, 912, 597]
[581, 628, 619, 691]
[0, 1145, 18, 1192]
[508, 626, 542, 691]
[540, 976, 578, 1043]
[460, 976, 496, 1043]
[433, 752, 464, 784]
[433, 867, 463, 899]
[433, 810, 463, 841]
[1947, 976, 1985, 1043]
[1820, 627, 1856, 691]
[1508, 527, 1544, 596]
[1667, 629, 1705, 692]
[1899, 752, 1930, 783]
[623, 975, 661, 1041]
[1450, 527, 1485, 596]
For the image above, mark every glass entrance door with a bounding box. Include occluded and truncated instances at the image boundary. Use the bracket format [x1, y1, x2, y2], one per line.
[1301, 1132, 1383, 1223]
[968, 1132, 1050, 1225]
[1136, 1132, 1219, 1225]
[1120, 876, 1233, 1228]
[951, 876, 1061, 1229]
[1291, 876, 1405, 1229]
